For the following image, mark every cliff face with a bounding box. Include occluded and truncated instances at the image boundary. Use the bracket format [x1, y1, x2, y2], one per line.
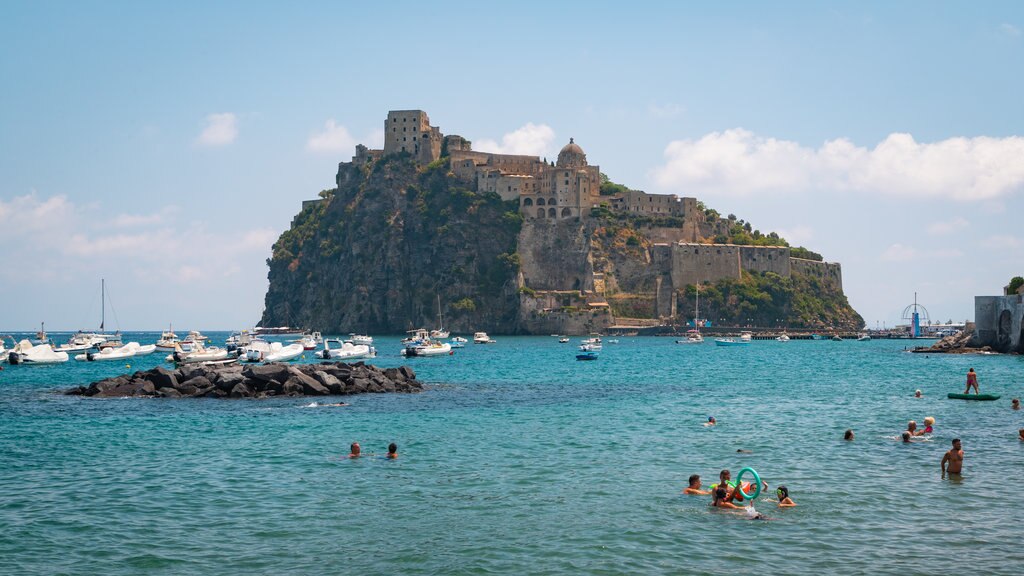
[260, 156, 522, 334]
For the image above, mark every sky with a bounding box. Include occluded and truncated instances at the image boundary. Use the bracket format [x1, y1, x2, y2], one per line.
[1, 1, 1022, 331]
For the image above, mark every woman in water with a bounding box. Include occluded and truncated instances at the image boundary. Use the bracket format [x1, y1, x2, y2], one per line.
[776, 485, 797, 507]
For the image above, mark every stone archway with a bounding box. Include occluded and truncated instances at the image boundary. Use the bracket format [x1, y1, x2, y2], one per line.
[561, 207, 571, 218]
[548, 207, 556, 218]
[523, 197, 533, 206]
[536, 198, 546, 206]
[536, 207, 545, 218]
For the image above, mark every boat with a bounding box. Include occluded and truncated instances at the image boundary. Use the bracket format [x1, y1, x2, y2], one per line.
[74, 343, 137, 362]
[181, 330, 211, 347]
[558, 337, 569, 343]
[264, 343, 304, 363]
[30, 322, 50, 346]
[857, 333, 870, 341]
[579, 342, 602, 352]
[607, 339, 619, 344]
[350, 334, 374, 346]
[167, 343, 229, 365]
[449, 338, 465, 349]
[947, 393, 1001, 401]
[155, 326, 181, 352]
[451, 336, 468, 344]
[0, 336, 10, 363]
[740, 331, 753, 342]
[830, 334, 843, 341]
[473, 332, 495, 344]
[676, 329, 704, 344]
[127, 342, 157, 356]
[53, 332, 108, 353]
[319, 339, 375, 360]
[430, 295, 449, 339]
[240, 338, 279, 362]
[810, 334, 825, 340]
[715, 338, 751, 347]
[402, 340, 452, 357]
[402, 328, 430, 345]
[776, 333, 790, 342]
[576, 351, 599, 361]
[7, 339, 69, 364]
[296, 332, 320, 350]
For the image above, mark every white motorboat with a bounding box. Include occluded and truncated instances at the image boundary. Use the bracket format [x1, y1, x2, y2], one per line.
[857, 333, 870, 341]
[264, 343, 304, 363]
[402, 340, 452, 357]
[181, 330, 211, 347]
[167, 343, 229, 364]
[579, 343, 602, 352]
[53, 332, 108, 353]
[297, 333, 319, 350]
[676, 329, 704, 344]
[7, 339, 70, 364]
[240, 338, 279, 362]
[155, 326, 181, 352]
[473, 332, 495, 344]
[75, 343, 137, 362]
[715, 338, 751, 347]
[0, 336, 14, 363]
[831, 334, 843, 341]
[402, 329, 429, 345]
[558, 337, 569, 343]
[451, 336, 468, 343]
[30, 322, 51, 346]
[127, 342, 157, 356]
[776, 333, 791, 342]
[740, 331, 753, 342]
[319, 339, 375, 360]
[350, 334, 374, 346]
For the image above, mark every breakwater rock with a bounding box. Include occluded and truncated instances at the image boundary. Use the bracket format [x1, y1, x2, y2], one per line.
[65, 362, 423, 399]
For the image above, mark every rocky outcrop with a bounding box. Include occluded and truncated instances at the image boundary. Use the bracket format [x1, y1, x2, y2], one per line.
[65, 362, 423, 399]
[913, 322, 999, 354]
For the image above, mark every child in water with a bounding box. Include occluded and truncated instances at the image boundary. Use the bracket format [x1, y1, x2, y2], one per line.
[776, 485, 796, 507]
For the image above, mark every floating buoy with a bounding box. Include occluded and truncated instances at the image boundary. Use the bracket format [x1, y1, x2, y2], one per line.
[125, 364, 131, 369]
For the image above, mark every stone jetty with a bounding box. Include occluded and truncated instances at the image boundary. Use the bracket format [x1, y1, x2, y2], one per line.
[65, 361, 423, 399]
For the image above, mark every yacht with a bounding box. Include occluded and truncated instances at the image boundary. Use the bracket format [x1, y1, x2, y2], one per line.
[740, 331, 753, 342]
[350, 334, 374, 346]
[676, 329, 704, 344]
[776, 333, 791, 342]
[155, 326, 181, 352]
[473, 332, 495, 344]
[857, 333, 871, 341]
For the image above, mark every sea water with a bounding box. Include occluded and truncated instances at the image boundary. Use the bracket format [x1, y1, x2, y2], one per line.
[1, 334, 1023, 574]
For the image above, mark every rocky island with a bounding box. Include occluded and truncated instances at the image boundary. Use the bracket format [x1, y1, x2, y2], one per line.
[261, 109, 863, 335]
[65, 362, 423, 399]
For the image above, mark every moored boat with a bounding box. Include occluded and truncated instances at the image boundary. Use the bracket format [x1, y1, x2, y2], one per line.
[167, 343, 229, 365]
[319, 339, 375, 360]
[75, 344, 137, 362]
[350, 334, 374, 346]
[776, 333, 790, 342]
[402, 340, 452, 357]
[857, 333, 870, 341]
[676, 330, 704, 344]
[8, 339, 69, 364]
[715, 338, 751, 347]
[264, 343, 304, 363]
[576, 351, 599, 361]
[473, 332, 495, 344]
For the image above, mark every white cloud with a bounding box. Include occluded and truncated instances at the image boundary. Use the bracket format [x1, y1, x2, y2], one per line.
[196, 112, 238, 146]
[474, 123, 556, 156]
[926, 217, 969, 236]
[651, 129, 1024, 201]
[881, 243, 963, 262]
[982, 234, 1024, 249]
[0, 192, 74, 236]
[1002, 23, 1021, 37]
[774, 226, 814, 246]
[112, 206, 179, 228]
[648, 102, 684, 118]
[306, 119, 357, 153]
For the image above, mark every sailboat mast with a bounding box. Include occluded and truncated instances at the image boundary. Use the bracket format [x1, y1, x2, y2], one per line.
[101, 279, 105, 332]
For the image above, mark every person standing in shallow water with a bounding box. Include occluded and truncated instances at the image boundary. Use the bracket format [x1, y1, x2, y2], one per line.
[964, 368, 979, 394]
[941, 438, 963, 477]
[387, 443, 398, 459]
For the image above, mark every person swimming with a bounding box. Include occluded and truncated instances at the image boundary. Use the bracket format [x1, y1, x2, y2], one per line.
[844, 429, 854, 441]
[1013, 398, 1020, 411]
[683, 474, 711, 495]
[914, 389, 922, 398]
[922, 416, 935, 434]
[704, 416, 716, 427]
[902, 432, 913, 443]
[776, 485, 796, 507]
[348, 442, 361, 458]
[386, 442, 398, 459]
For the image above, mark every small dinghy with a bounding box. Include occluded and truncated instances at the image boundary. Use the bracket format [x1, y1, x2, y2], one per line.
[576, 352, 599, 361]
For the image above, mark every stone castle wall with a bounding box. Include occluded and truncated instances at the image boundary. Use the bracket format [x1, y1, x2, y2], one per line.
[974, 294, 1024, 353]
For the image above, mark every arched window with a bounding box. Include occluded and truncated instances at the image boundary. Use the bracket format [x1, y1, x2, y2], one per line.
[561, 207, 571, 218]
[548, 207, 556, 218]
[536, 207, 545, 218]
[537, 197, 546, 206]
[523, 198, 533, 206]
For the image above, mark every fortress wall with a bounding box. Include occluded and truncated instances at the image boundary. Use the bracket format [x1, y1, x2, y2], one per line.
[738, 246, 791, 277]
[974, 294, 1024, 353]
[791, 258, 843, 292]
[668, 243, 742, 288]
[518, 219, 593, 291]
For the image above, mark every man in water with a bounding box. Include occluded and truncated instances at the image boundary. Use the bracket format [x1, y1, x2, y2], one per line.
[907, 420, 924, 437]
[844, 429, 854, 441]
[964, 368, 979, 394]
[914, 389, 922, 398]
[387, 443, 398, 459]
[1012, 398, 1020, 411]
[348, 442, 361, 459]
[941, 438, 963, 476]
[683, 474, 711, 495]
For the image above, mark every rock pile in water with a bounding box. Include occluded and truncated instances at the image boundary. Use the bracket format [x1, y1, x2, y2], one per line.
[65, 361, 422, 399]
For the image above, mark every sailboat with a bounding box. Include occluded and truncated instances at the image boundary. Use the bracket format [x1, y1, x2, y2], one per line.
[430, 294, 449, 339]
[676, 285, 704, 344]
[54, 280, 121, 353]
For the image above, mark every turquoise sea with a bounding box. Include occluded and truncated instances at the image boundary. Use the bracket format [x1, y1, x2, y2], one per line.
[2, 333, 1023, 575]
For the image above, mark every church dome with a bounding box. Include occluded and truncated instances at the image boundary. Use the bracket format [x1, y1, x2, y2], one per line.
[556, 138, 587, 168]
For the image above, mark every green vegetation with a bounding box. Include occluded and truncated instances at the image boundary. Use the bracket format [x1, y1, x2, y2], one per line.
[451, 297, 476, 312]
[1008, 276, 1024, 295]
[683, 272, 863, 330]
[790, 247, 823, 261]
[599, 173, 631, 196]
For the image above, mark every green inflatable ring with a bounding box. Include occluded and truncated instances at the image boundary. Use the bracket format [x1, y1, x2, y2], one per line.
[735, 467, 761, 500]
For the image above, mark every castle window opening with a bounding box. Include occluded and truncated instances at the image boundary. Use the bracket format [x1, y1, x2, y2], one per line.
[537, 208, 545, 218]
[537, 198, 545, 206]
[562, 207, 571, 217]
[524, 198, 533, 206]
[548, 207, 556, 218]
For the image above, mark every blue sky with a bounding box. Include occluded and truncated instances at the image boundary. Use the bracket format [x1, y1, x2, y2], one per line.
[2, 1, 1022, 330]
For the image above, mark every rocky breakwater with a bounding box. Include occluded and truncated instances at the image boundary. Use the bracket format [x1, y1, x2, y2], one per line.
[65, 362, 423, 399]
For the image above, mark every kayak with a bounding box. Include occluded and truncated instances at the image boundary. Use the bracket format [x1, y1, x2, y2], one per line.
[947, 393, 1001, 401]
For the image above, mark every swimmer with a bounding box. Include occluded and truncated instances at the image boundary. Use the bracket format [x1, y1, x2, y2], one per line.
[776, 485, 796, 507]
[386, 442, 398, 459]
[711, 487, 743, 509]
[914, 389, 922, 398]
[941, 438, 963, 477]
[348, 442, 361, 459]
[907, 420, 924, 437]
[1019, 429, 1024, 441]
[736, 449, 752, 453]
[844, 429, 854, 441]
[1012, 398, 1020, 411]
[964, 368, 979, 394]
[922, 416, 935, 434]
[704, 416, 716, 427]
[683, 474, 711, 495]
[902, 432, 913, 443]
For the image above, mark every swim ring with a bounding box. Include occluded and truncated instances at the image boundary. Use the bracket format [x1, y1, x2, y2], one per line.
[735, 467, 762, 500]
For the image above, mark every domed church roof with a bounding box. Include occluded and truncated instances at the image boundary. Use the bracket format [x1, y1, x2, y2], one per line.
[556, 138, 587, 168]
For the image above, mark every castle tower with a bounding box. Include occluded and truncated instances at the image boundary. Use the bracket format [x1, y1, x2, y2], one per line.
[383, 110, 441, 163]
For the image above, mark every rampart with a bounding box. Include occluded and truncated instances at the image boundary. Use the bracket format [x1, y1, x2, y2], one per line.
[974, 294, 1024, 353]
